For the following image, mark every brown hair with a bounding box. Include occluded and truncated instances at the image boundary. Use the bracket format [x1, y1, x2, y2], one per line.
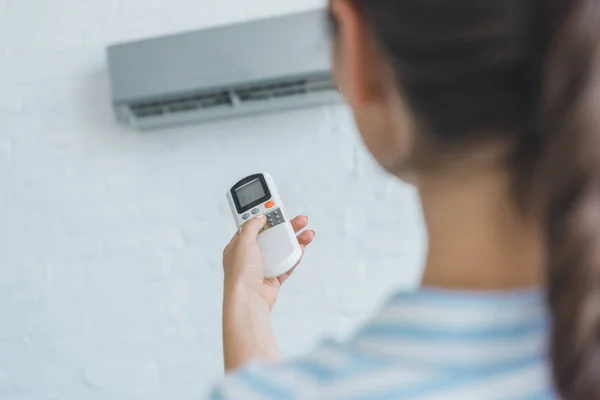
[331, 0, 600, 397]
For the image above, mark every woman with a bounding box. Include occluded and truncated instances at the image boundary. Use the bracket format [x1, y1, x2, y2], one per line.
[211, 0, 600, 398]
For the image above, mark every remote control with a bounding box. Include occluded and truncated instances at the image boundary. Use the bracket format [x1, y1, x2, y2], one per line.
[226, 172, 303, 278]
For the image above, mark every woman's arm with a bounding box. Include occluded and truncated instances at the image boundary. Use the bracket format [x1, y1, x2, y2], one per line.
[222, 285, 279, 372]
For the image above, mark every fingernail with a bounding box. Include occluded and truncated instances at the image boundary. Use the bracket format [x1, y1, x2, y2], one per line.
[258, 214, 266, 220]
[311, 230, 316, 236]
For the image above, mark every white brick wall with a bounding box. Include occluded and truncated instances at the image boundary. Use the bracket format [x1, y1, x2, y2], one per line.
[0, 0, 426, 398]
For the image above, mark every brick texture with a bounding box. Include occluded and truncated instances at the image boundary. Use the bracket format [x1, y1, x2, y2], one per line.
[0, 0, 426, 398]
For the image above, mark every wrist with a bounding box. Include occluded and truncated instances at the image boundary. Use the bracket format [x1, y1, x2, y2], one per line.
[223, 279, 269, 313]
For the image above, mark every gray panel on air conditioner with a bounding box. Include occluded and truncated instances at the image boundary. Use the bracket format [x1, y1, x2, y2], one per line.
[107, 9, 333, 101]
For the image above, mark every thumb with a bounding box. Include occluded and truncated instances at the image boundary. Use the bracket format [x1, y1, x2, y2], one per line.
[240, 214, 267, 240]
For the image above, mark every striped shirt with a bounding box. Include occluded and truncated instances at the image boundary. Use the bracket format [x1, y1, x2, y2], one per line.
[209, 287, 556, 399]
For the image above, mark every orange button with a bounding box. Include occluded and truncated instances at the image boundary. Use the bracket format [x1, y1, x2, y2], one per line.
[265, 201, 275, 209]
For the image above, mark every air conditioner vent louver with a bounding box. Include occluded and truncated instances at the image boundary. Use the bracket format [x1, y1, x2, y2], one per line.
[235, 75, 336, 103]
[130, 91, 233, 119]
[128, 73, 337, 122]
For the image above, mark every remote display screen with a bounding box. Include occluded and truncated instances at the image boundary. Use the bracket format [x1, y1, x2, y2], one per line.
[236, 179, 266, 208]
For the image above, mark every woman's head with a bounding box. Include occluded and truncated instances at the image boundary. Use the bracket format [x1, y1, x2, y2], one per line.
[328, 0, 544, 180]
[329, 0, 600, 398]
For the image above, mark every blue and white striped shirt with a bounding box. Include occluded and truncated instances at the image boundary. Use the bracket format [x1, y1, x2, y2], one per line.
[210, 287, 556, 399]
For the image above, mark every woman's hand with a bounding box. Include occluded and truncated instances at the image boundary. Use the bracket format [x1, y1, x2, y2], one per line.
[222, 214, 315, 309]
[221, 215, 315, 371]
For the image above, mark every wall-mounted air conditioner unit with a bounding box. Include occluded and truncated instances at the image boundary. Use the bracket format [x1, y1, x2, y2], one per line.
[106, 8, 340, 130]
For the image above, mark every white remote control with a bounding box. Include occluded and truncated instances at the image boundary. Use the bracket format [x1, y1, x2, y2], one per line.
[226, 172, 303, 278]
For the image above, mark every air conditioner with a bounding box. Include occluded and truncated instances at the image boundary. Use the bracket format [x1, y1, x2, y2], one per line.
[106, 8, 340, 130]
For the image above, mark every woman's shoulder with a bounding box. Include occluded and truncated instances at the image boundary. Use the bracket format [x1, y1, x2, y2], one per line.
[209, 287, 553, 399]
[208, 337, 553, 400]
[207, 339, 409, 400]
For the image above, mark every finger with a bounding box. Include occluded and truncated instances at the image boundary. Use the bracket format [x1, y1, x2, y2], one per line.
[297, 230, 316, 246]
[290, 216, 309, 233]
[239, 214, 267, 240]
[277, 266, 297, 285]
